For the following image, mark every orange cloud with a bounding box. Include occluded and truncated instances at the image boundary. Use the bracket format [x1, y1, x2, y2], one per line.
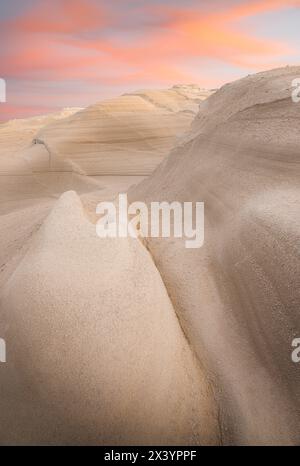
[8, 0, 106, 34]
[139, 0, 296, 66]
[1, 0, 300, 120]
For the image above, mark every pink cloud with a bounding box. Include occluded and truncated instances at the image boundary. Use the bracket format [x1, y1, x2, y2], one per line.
[1, 0, 300, 119]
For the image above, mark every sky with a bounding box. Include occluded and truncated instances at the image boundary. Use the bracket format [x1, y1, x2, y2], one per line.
[0, 0, 300, 120]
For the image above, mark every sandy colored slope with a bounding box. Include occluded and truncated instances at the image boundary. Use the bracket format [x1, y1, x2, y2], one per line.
[0, 108, 82, 159]
[129, 66, 300, 445]
[0, 102, 149, 307]
[0, 85, 211, 215]
[0, 84, 219, 446]
[0, 106, 94, 215]
[0, 191, 219, 445]
[0, 108, 141, 219]
[28, 86, 212, 175]
[0, 200, 52, 288]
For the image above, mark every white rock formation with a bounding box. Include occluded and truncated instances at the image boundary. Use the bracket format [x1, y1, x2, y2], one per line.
[129, 66, 300, 445]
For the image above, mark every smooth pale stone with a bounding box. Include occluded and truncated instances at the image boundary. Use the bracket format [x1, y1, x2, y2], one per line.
[34, 86, 212, 175]
[0, 191, 219, 446]
[129, 66, 300, 445]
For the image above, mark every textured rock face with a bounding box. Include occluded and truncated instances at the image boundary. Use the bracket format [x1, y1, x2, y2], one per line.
[0, 191, 219, 445]
[0, 85, 211, 219]
[130, 67, 300, 445]
[0, 85, 218, 446]
[1, 68, 299, 445]
[30, 86, 212, 175]
[0, 108, 82, 160]
[0, 107, 89, 214]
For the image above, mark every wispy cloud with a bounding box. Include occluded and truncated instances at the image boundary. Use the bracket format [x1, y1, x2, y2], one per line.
[1, 0, 300, 119]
